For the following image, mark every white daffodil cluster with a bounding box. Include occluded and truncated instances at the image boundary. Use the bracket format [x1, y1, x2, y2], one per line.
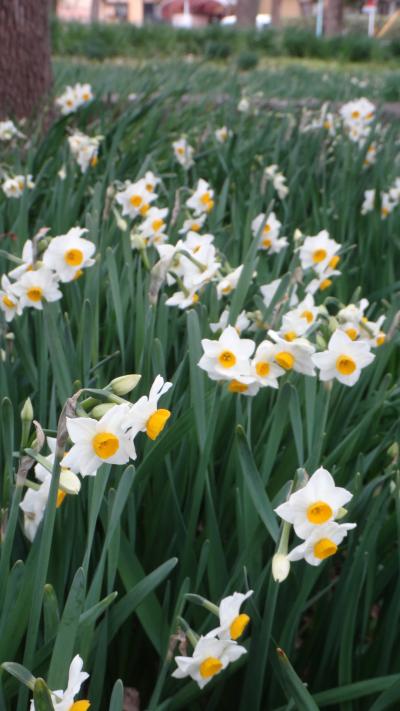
[63, 375, 172, 477]
[0, 119, 24, 141]
[115, 171, 165, 246]
[195, 220, 386, 395]
[361, 178, 400, 219]
[301, 103, 338, 137]
[251, 211, 288, 254]
[173, 137, 195, 170]
[2, 174, 34, 199]
[55, 82, 94, 116]
[264, 164, 289, 200]
[302, 97, 378, 159]
[172, 591, 252, 689]
[275, 467, 356, 568]
[198, 282, 384, 395]
[19, 375, 171, 542]
[29, 655, 89, 711]
[20, 437, 81, 542]
[68, 130, 102, 173]
[298, 229, 341, 295]
[157, 230, 220, 309]
[339, 97, 375, 146]
[0, 227, 95, 322]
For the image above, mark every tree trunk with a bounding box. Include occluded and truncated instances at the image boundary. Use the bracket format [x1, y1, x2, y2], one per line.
[0, 0, 52, 119]
[271, 0, 282, 26]
[236, 0, 259, 27]
[91, 0, 101, 22]
[324, 0, 343, 35]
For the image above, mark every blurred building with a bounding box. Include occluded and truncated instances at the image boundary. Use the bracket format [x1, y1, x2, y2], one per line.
[57, 0, 306, 24]
[57, 0, 146, 24]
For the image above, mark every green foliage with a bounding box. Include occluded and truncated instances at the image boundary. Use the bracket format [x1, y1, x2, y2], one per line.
[237, 50, 259, 71]
[50, 19, 400, 63]
[0, 59, 399, 711]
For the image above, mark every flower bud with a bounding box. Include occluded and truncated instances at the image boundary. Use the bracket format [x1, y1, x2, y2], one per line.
[336, 507, 348, 520]
[90, 403, 116, 419]
[272, 553, 290, 583]
[112, 207, 127, 231]
[110, 374, 141, 396]
[130, 232, 146, 250]
[59, 469, 81, 495]
[328, 316, 339, 333]
[20, 397, 33, 423]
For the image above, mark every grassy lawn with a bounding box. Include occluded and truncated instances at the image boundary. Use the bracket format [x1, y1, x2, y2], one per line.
[53, 56, 400, 102]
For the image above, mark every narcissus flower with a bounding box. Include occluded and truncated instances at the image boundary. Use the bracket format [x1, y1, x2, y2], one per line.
[0, 275, 21, 321]
[227, 378, 260, 397]
[306, 264, 341, 295]
[179, 215, 207, 234]
[337, 299, 369, 325]
[165, 289, 200, 309]
[13, 267, 62, 310]
[268, 331, 316, 376]
[56, 82, 93, 115]
[43, 228, 95, 282]
[30, 654, 89, 711]
[198, 325, 255, 382]
[115, 179, 157, 219]
[275, 467, 353, 539]
[380, 192, 396, 219]
[216, 265, 243, 299]
[124, 375, 172, 441]
[186, 179, 215, 216]
[291, 294, 319, 328]
[212, 591, 253, 640]
[340, 97, 375, 127]
[264, 164, 289, 200]
[251, 212, 288, 253]
[68, 131, 101, 173]
[287, 521, 356, 566]
[172, 635, 246, 689]
[210, 309, 250, 335]
[215, 126, 232, 143]
[2, 174, 34, 198]
[138, 207, 169, 245]
[312, 330, 375, 386]
[173, 137, 194, 169]
[142, 170, 161, 193]
[361, 189, 376, 215]
[278, 312, 310, 341]
[250, 341, 284, 389]
[63, 404, 136, 477]
[20, 438, 81, 541]
[299, 230, 340, 274]
[0, 119, 23, 141]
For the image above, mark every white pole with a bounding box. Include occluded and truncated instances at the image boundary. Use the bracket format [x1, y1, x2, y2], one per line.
[316, 0, 324, 37]
[368, 8, 376, 36]
[183, 0, 190, 24]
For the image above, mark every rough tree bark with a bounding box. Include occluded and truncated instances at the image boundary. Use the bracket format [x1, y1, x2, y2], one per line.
[0, 0, 52, 119]
[236, 0, 259, 27]
[91, 0, 101, 22]
[324, 0, 343, 35]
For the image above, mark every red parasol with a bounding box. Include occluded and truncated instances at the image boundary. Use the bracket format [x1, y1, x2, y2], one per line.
[161, 0, 235, 19]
